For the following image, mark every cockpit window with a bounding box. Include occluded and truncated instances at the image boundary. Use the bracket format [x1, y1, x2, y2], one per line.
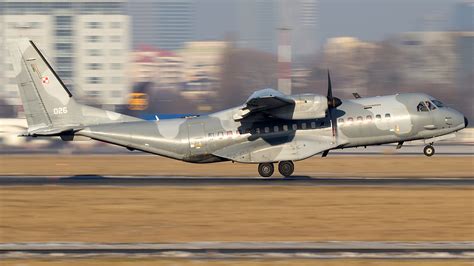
[417, 101, 429, 112]
[432, 99, 444, 108]
[425, 101, 436, 110]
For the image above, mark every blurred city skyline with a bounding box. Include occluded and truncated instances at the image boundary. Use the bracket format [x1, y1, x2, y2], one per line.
[128, 0, 467, 54]
[0, 0, 472, 120]
[192, 0, 464, 50]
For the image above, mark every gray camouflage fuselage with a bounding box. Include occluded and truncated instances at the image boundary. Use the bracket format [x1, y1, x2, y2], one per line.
[79, 93, 466, 163]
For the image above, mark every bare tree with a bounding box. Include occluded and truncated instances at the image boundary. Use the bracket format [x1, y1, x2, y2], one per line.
[218, 47, 278, 107]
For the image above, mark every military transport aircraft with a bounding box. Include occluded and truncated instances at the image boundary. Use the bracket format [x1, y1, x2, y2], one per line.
[10, 39, 468, 177]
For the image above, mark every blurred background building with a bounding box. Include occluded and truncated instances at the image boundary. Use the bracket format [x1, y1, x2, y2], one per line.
[0, 0, 130, 111]
[237, 0, 320, 57]
[128, 0, 195, 50]
[0, 0, 472, 120]
[237, 0, 278, 54]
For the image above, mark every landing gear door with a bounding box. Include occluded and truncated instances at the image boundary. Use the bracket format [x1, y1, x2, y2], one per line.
[187, 122, 206, 155]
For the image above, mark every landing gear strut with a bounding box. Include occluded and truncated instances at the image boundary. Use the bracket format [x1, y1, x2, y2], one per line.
[258, 163, 274, 177]
[278, 161, 294, 177]
[423, 145, 435, 157]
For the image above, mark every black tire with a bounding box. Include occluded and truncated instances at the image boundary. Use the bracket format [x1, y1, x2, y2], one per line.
[278, 161, 294, 177]
[423, 145, 435, 157]
[258, 163, 274, 177]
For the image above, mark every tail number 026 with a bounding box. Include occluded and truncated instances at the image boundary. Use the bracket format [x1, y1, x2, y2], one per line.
[53, 107, 68, 115]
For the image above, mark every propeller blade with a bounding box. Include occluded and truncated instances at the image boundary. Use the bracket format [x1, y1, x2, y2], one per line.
[327, 70, 342, 108]
[330, 108, 338, 139]
[327, 70, 332, 99]
[326, 70, 339, 141]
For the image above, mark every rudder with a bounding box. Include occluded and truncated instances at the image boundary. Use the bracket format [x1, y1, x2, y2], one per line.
[9, 39, 78, 131]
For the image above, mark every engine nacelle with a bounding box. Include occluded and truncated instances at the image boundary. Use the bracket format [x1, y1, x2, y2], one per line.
[269, 94, 328, 120]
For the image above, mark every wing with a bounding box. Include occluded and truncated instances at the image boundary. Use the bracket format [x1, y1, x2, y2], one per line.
[213, 131, 346, 163]
[233, 88, 294, 120]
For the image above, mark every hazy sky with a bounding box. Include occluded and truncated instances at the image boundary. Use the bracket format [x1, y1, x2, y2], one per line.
[195, 0, 462, 45]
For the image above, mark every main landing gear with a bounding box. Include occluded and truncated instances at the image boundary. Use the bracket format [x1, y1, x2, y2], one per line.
[258, 163, 274, 177]
[278, 161, 294, 177]
[423, 144, 435, 157]
[258, 161, 295, 177]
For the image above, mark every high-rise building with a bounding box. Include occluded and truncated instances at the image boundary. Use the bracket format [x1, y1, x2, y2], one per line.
[294, 0, 319, 56]
[237, 0, 278, 54]
[0, 0, 130, 109]
[453, 1, 474, 31]
[128, 0, 195, 50]
[236, 0, 319, 57]
[280, 0, 319, 57]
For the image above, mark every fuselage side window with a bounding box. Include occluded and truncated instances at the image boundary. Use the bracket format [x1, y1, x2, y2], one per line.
[348, 117, 354, 123]
[338, 118, 344, 124]
[376, 114, 381, 120]
[311, 122, 316, 128]
[227, 130, 233, 136]
[208, 133, 214, 138]
[255, 128, 260, 134]
[302, 123, 307, 129]
[357, 116, 363, 122]
[218, 131, 224, 138]
[283, 125, 289, 131]
[366, 115, 372, 121]
[264, 127, 270, 133]
[292, 124, 297, 130]
[385, 113, 391, 118]
[274, 125, 279, 132]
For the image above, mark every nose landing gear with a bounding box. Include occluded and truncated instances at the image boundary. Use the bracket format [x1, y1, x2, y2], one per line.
[423, 145, 435, 157]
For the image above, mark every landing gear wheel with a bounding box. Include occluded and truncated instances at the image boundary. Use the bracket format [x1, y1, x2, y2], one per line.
[278, 161, 294, 177]
[423, 145, 435, 157]
[258, 163, 274, 177]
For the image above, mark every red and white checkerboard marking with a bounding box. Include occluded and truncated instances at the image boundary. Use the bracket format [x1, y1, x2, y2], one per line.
[42, 76, 49, 84]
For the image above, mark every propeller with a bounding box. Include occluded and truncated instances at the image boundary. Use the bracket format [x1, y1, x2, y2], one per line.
[323, 71, 342, 157]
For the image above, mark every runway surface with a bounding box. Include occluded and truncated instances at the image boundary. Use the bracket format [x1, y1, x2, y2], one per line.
[2, 143, 473, 155]
[0, 175, 473, 186]
[1, 242, 473, 259]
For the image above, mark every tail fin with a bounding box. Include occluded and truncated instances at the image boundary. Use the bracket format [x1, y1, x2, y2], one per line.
[9, 39, 140, 135]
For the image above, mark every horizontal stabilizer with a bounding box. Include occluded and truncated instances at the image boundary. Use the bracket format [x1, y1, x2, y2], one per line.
[20, 125, 83, 136]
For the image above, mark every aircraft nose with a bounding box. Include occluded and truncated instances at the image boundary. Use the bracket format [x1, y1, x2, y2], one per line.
[465, 116, 469, 128]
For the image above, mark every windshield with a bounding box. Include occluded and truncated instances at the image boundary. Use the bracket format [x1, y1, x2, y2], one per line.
[431, 99, 444, 108]
[417, 101, 429, 112]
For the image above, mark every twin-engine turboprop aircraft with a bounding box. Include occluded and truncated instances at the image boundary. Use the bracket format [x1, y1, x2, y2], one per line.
[10, 39, 468, 177]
